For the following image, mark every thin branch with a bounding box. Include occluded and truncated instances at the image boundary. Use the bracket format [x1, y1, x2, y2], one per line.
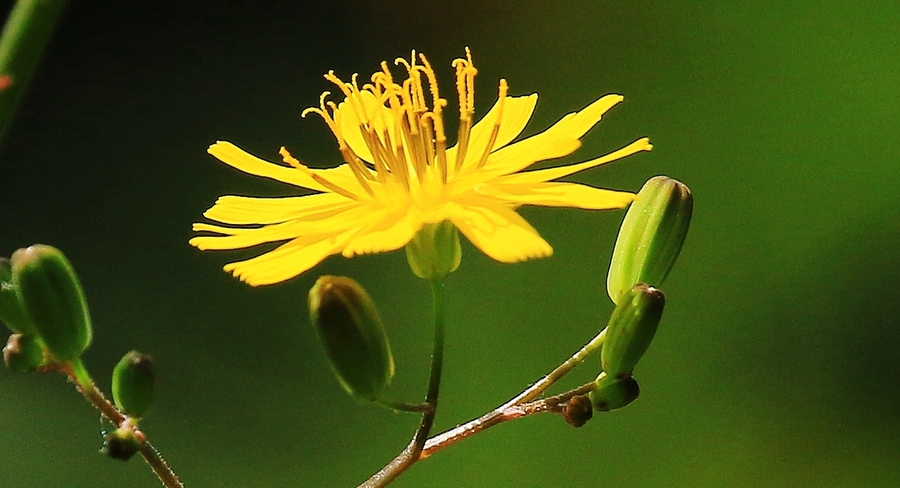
[65, 359, 184, 488]
[420, 328, 607, 456]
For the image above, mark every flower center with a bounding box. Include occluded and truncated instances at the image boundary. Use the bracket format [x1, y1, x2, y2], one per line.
[301, 49, 508, 210]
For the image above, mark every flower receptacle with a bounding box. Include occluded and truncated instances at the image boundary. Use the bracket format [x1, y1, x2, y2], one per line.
[405, 221, 462, 280]
[103, 425, 141, 461]
[589, 374, 641, 411]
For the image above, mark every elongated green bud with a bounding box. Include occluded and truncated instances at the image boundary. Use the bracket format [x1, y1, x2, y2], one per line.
[112, 351, 156, 418]
[11, 245, 92, 361]
[601, 284, 665, 378]
[607, 176, 692, 304]
[0, 258, 36, 335]
[3, 333, 44, 372]
[309, 276, 395, 402]
[589, 374, 640, 412]
[405, 220, 462, 280]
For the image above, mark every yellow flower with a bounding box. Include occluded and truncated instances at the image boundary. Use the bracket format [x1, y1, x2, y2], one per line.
[190, 49, 652, 286]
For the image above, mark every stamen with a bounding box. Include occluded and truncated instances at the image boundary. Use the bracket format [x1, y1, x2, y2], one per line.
[279, 147, 360, 200]
[475, 79, 508, 169]
[324, 71, 353, 98]
[279, 147, 304, 169]
[451, 49, 478, 172]
[417, 53, 441, 113]
[302, 93, 377, 192]
[423, 112, 447, 183]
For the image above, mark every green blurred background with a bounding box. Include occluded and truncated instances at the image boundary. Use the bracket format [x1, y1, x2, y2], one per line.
[2, 1, 898, 486]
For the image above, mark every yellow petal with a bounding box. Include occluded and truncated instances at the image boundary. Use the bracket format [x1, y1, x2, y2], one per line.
[446, 94, 538, 170]
[203, 193, 354, 225]
[476, 182, 635, 209]
[190, 204, 374, 250]
[209, 142, 364, 194]
[501, 138, 652, 185]
[446, 201, 552, 262]
[341, 210, 421, 257]
[480, 94, 624, 177]
[223, 231, 354, 286]
[209, 142, 328, 191]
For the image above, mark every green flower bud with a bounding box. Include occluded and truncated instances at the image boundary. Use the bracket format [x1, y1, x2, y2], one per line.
[309, 276, 395, 402]
[562, 395, 593, 427]
[3, 333, 45, 372]
[607, 176, 693, 304]
[0, 258, 36, 335]
[103, 426, 141, 461]
[589, 374, 640, 412]
[405, 220, 462, 280]
[11, 245, 92, 361]
[112, 351, 156, 418]
[601, 284, 665, 378]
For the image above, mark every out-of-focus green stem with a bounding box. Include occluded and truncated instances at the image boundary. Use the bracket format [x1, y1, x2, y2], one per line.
[0, 0, 68, 146]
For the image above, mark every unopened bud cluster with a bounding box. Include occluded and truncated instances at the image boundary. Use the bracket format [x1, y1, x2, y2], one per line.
[1, 245, 93, 368]
[589, 176, 692, 415]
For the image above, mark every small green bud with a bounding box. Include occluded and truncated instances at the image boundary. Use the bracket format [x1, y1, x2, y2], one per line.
[3, 334, 45, 372]
[112, 351, 156, 418]
[405, 220, 462, 280]
[562, 395, 594, 427]
[11, 245, 92, 361]
[0, 258, 37, 335]
[607, 176, 693, 304]
[589, 374, 640, 412]
[103, 426, 141, 461]
[601, 284, 665, 378]
[309, 276, 395, 402]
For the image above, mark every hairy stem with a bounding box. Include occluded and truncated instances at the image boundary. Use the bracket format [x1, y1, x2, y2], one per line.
[65, 359, 184, 488]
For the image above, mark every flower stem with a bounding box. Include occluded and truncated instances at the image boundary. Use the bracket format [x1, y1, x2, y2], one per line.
[421, 327, 607, 456]
[358, 278, 446, 488]
[64, 359, 183, 488]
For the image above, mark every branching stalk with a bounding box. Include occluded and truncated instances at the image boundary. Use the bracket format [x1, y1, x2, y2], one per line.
[64, 359, 183, 488]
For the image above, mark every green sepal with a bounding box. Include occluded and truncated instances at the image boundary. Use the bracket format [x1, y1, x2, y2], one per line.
[3, 333, 44, 372]
[607, 176, 692, 304]
[112, 351, 156, 418]
[405, 220, 462, 280]
[11, 245, 92, 361]
[601, 284, 665, 378]
[309, 276, 395, 402]
[589, 374, 640, 412]
[0, 257, 36, 335]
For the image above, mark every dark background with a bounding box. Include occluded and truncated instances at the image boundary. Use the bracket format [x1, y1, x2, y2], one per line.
[2, 1, 899, 486]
